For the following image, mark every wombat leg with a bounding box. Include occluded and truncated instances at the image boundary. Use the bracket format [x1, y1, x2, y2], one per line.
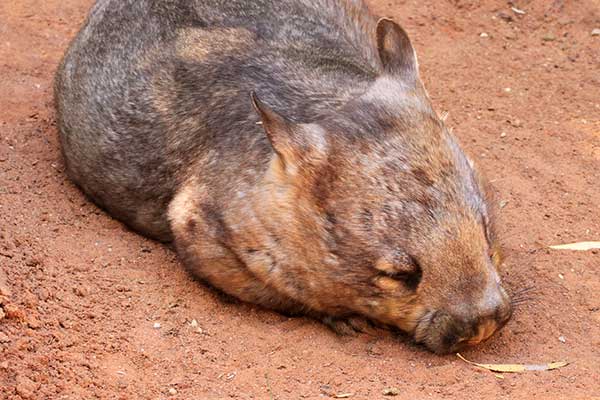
[177, 239, 309, 315]
[320, 315, 375, 336]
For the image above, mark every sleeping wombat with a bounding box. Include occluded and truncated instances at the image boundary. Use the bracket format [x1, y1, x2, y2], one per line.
[54, 0, 512, 354]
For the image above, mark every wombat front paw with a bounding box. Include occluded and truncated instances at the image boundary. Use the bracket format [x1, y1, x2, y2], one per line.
[322, 316, 373, 336]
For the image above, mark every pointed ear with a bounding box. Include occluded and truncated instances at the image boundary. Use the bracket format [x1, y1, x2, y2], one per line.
[251, 92, 298, 165]
[251, 92, 328, 172]
[376, 18, 419, 83]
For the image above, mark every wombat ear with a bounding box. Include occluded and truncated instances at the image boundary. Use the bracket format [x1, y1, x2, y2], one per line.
[376, 18, 419, 83]
[251, 92, 327, 170]
[251, 92, 295, 161]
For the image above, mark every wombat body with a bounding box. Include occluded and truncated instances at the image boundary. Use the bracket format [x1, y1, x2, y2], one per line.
[55, 0, 512, 353]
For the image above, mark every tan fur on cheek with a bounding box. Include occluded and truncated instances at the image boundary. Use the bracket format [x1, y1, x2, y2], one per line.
[374, 276, 402, 291]
[356, 296, 427, 334]
[374, 258, 396, 274]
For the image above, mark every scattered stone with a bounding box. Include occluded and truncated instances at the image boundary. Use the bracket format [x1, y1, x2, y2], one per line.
[153, 322, 161, 329]
[500, 132, 507, 138]
[558, 336, 566, 343]
[592, 28, 600, 37]
[27, 317, 42, 330]
[168, 387, 178, 395]
[0, 283, 11, 297]
[16, 375, 38, 399]
[542, 33, 557, 42]
[497, 12, 513, 22]
[504, 87, 512, 93]
[73, 286, 87, 297]
[511, 6, 526, 15]
[383, 387, 400, 396]
[189, 319, 198, 328]
[3, 304, 24, 321]
[499, 200, 509, 209]
[558, 273, 565, 280]
[480, 32, 489, 38]
[510, 119, 523, 128]
[58, 318, 72, 329]
[320, 384, 333, 396]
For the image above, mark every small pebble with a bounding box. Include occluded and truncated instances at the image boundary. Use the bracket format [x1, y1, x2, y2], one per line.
[504, 87, 512, 93]
[153, 322, 161, 329]
[168, 388, 178, 395]
[542, 33, 556, 42]
[558, 336, 566, 343]
[0, 283, 11, 297]
[383, 387, 400, 396]
[558, 273, 565, 280]
[500, 132, 507, 138]
[16, 375, 38, 399]
[27, 318, 42, 329]
[591, 28, 600, 37]
[499, 200, 509, 209]
[189, 319, 198, 328]
[510, 119, 523, 128]
[480, 32, 489, 38]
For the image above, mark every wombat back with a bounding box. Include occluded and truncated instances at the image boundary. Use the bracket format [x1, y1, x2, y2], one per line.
[55, 0, 380, 241]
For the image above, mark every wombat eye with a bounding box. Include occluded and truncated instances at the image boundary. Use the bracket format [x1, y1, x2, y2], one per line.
[375, 256, 422, 290]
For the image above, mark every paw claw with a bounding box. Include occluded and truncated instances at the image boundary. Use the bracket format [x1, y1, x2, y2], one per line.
[323, 316, 372, 336]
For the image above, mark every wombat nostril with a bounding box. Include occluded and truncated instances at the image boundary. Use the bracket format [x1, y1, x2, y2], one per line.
[466, 319, 498, 345]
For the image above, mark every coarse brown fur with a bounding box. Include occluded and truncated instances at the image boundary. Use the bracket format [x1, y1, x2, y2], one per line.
[55, 0, 512, 354]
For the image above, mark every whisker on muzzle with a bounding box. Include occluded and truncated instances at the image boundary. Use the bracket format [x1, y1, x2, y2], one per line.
[512, 285, 538, 296]
[507, 285, 540, 308]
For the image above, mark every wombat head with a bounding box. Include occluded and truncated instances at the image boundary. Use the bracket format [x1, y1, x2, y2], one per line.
[251, 19, 511, 354]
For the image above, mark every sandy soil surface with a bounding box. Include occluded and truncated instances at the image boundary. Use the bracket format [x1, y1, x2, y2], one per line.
[1, 0, 599, 398]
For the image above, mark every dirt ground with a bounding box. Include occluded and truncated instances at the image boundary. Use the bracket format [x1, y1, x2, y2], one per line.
[1, 0, 599, 398]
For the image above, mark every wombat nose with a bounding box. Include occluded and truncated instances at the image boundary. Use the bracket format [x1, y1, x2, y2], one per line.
[464, 318, 501, 346]
[464, 290, 513, 346]
[416, 293, 513, 354]
[478, 282, 511, 317]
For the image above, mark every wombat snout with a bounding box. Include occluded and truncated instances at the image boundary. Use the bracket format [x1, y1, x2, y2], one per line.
[416, 286, 512, 354]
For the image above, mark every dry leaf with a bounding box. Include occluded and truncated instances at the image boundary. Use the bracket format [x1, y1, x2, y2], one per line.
[549, 241, 600, 251]
[457, 353, 569, 373]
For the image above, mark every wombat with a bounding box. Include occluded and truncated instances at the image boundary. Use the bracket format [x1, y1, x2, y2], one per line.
[54, 0, 512, 354]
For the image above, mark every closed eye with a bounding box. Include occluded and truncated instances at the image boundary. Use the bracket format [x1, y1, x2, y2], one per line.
[380, 255, 422, 291]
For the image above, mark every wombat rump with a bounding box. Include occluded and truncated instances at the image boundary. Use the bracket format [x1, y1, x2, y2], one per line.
[55, 0, 512, 353]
